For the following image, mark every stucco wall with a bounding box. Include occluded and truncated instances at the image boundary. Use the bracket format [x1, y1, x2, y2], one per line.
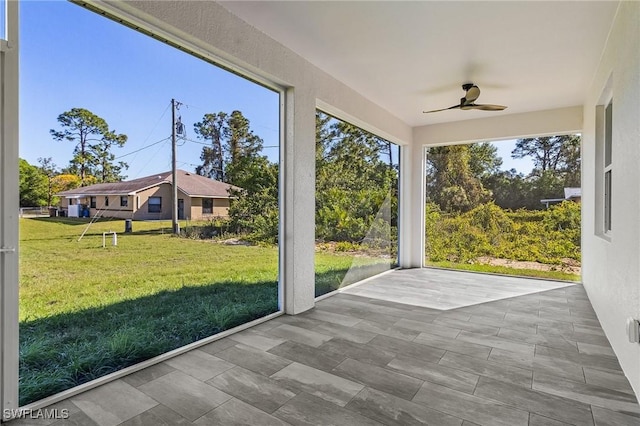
[582, 1, 640, 396]
[134, 184, 176, 220]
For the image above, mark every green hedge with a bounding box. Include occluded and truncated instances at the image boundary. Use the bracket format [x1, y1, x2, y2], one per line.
[426, 201, 581, 265]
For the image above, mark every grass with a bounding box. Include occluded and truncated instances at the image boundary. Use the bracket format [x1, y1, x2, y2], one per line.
[425, 260, 581, 282]
[18, 217, 389, 405]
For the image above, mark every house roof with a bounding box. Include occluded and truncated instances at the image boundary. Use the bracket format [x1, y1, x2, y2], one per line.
[57, 170, 238, 198]
[564, 187, 581, 200]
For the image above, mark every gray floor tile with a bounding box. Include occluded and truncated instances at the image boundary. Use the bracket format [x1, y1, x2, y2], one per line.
[198, 337, 237, 355]
[474, 376, 594, 425]
[583, 367, 637, 395]
[195, 398, 290, 426]
[468, 314, 537, 334]
[320, 338, 396, 367]
[268, 340, 346, 372]
[456, 331, 535, 355]
[489, 348, 586, 382]
[119, 405, 192, 426]
[346, 387, 463, 426]
[121, 363, 176, 388]
[163, 349, 234, 381]
[352, 319, 420, 341]
[528, 413, 573, 426]
[284, 315, 377, 344]
[367, 335, 445, 363]
[497, 328, 579, 352]
[303, 308, 362, 327]
[229, 330, 287, 351]
[438, 351, 532, 388]
[332, 358, 424, 400]
[215, 343, 292, 376]
[414, 332, 492, 359]
[138, 370, 231, 421]
[271, 362, 364, 407]
[592, 405, 640, 426]
[394, 318, 461, 338]
[208, 366, 296, 413]
[50, 411, 100, 426]
[273, 392, 382, 426]
[577, 342, 617, 358]
[71, 380, 158, 426]
[433, 317, 500, 335]
[266, 324, 333, 347]
[412, 380, 529, 426]
[387, 354, 479, 393]
[533, 372, 640, 417]
[535, 346, 622, 371]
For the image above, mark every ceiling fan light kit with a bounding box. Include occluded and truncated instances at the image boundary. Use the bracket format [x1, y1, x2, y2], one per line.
[423, 83, 507, 114]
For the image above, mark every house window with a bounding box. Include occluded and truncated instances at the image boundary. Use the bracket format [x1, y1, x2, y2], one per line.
[120, 196, 128, 207]
[90, 197, 96, 208]
[104, 196, 109, 207]
[148, 196, 161, 213]
[202, 198, 213, 214]
[604, 100, 613, 233]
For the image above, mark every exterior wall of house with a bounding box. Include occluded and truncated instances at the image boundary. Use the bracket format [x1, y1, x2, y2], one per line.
[114, 0, 413, 314]
[132, 184, 175, 220]
[90, 195, 134, 219]
[582, 1, 640, 397]
[190, 197, 230, 220]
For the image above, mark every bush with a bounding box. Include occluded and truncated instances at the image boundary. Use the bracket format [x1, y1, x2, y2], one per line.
[425, 202, 581, 264]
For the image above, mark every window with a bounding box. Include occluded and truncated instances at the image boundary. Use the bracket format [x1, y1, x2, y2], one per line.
[120, 196, 128, 207]
[104, 196, 109, 207]
[202, 198, 213, 214]
[90, 196, 96, 208]
[604, 100, 613, 233]
[148, 196, 161, 213]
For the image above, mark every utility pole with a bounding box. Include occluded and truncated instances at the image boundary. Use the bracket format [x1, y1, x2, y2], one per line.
[171, 99, 180, 235]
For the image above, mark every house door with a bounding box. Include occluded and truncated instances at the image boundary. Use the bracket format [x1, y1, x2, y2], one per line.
[178, 199, 185, 220]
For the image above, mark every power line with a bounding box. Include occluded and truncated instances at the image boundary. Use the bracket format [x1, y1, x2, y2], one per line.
[115, 137, 170, 159]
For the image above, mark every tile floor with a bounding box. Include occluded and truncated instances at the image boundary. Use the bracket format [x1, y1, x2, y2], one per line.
[9, 270, 640, 426]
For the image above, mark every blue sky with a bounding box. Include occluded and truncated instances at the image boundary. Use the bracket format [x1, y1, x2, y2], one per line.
[19, 1, 532, 178]
[19, 1, 280, 180]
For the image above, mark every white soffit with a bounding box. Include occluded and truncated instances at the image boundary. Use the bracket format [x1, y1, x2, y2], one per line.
[219, 1, 618, 127]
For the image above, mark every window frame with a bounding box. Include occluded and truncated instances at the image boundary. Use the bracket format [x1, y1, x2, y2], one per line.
[120, 195, 128, 207]
[90, 196, 96, 208]
[148, 196, 162, 213]
[202, 198, 213, 214]
[104, 196, 109, 207]
[603, 100, 612, 234]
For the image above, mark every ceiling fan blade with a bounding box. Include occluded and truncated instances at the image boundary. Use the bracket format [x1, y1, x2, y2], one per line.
[464, 85, 481, 103]
[422, 104, 461, 114]
[461, 103, 507, 111]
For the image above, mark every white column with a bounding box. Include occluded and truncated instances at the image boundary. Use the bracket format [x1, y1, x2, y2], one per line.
[1, 0, 20, 413]
[282, 88, 316, 314]
[399, 138, 425, 268]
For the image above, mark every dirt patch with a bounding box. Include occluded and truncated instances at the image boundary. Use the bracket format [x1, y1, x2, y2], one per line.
[475, 256, 581, 275]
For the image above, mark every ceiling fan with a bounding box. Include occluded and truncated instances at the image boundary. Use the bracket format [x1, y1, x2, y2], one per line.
[423, 83, 507, 113]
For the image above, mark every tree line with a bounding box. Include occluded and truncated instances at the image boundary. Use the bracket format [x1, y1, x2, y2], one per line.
[426, 135, 580, 212]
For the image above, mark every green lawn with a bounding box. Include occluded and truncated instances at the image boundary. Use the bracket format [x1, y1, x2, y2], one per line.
[18, 217, 387, 405]
[425, 260, 581, 282]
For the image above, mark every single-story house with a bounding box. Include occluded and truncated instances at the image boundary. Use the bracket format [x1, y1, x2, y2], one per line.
[56, 170, 238, 220]
[540, 187, 582, 208]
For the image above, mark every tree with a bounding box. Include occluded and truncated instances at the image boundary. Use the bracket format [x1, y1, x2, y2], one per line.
[315, 111, 399, 243]
[90, 133, 128, 182]
[19, 159, 47, 207]
[37, 157, 58, 207]
[426, 145, 491, 213]
[50, 108, 128, 184]
[512, 135, 580, 180]
[193, 112, 227, 181]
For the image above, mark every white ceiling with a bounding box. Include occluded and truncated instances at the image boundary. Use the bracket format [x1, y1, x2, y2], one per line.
[219, 1, 619, 127]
